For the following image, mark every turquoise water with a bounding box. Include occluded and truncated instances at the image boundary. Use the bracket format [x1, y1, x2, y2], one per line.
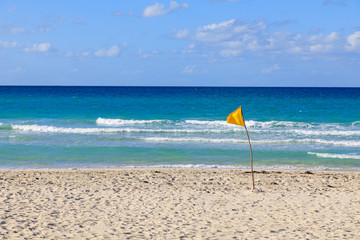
[1, 86, 360, 170]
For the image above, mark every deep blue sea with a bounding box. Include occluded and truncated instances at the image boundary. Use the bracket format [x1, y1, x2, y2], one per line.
[1, 86, 360, 170]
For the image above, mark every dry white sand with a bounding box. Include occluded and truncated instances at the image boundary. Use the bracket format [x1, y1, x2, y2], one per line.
[0, 169, 359, 239]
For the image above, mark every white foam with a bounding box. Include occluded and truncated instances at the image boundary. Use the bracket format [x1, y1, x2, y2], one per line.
[352, 121, 360, 126]
[122, 164, 248, 169]
[186, 119, 314, 129]
[286, 129, 360, 136]
[140, 136, 360, 147]
[11, 124, 124, 134]
[3, 163, 358, 171]
[246, 120, 313, 129]
[308, 152, 360, 160]
[140, 137, 246, 143]
[140, 137, 288, 144]
[11, 124, 242, 134]
[98, 164, 359, 172]
[299, 139, 360, 147]
[96, 118, 358, 134]
[96, 118, 167, 126]
[184, 120, 229, 126]
[128, 128, 240, 134]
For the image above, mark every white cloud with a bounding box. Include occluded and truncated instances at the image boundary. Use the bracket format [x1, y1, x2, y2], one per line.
[38, 26, 51, 33]
[95, 45, 120, 57]
[121, 42, 129, 48]
[0, 41, 19, 48]
[308, 32, 339, 43]
[79, 51, 91, 57]
[310, 44, 334, 53]
[173, 29, 189, 39]
[220, 49, 241, 57]
[1, 16, 62, 35]
[67, 43, 126, 59]
[182, 18, 355, 58]
[65, 51, 74, 57]
[24, 43, 51, 53]
[195, 19, 265, 43]
[69, 68, 79, 73]
[182, 65, 198, 73]
[261, 64, 280, 74]
[10, 28, 26, 34]
[325, 32, 340, 42]
[200, 19, 235, 31]
[112, 11, 125, 16]
[182, 44, 195, 54]
[143, 2, 168, 17]
[112, 10, 133, 17]
[182, 65, 207, 74]
[345, 31, 360, 52]
[37, 16, 63, 33]
[142, 1, 188, 18]
[138, 49, 159, 59]
[307, 32, 342, 53]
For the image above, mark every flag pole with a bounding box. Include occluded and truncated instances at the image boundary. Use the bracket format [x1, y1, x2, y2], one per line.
[226, 105, 255, 190]
[244, 124, 255, 190]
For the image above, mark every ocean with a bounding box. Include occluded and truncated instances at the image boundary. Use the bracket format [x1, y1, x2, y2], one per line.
[1, 86, 359, 170]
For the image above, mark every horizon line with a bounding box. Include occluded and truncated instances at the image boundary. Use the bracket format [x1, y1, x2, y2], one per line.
[1, 85, 360, 89]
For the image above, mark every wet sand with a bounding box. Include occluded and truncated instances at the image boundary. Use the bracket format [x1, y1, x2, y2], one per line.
[0, 169, 359, 239]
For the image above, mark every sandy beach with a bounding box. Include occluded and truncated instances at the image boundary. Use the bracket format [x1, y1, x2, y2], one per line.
[0, 169, 359, 239]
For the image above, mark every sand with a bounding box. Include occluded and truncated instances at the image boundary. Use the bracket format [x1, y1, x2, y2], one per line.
[0, 169, 359, 239]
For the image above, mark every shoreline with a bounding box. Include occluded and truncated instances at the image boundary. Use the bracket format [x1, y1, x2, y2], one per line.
[1, 169, 360, 239]
[1, 164, 360, 173]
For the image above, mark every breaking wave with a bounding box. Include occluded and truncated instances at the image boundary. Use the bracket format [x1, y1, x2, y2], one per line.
[96, 118, 168, 126]
[352, 121, 360, 126]
[140, 137, 360, 147]
[308, 152, 360, 160]
[11, 124, 239, 134]
[4, 118, 360, 148]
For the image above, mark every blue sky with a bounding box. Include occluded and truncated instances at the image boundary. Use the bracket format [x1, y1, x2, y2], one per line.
[0, 0, 359, 86]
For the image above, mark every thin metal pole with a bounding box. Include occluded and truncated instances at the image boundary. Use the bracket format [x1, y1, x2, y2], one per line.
[244, 124, 255, 190]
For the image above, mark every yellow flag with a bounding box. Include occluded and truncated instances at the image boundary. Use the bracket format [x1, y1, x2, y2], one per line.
[227, 106, 245, 127]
